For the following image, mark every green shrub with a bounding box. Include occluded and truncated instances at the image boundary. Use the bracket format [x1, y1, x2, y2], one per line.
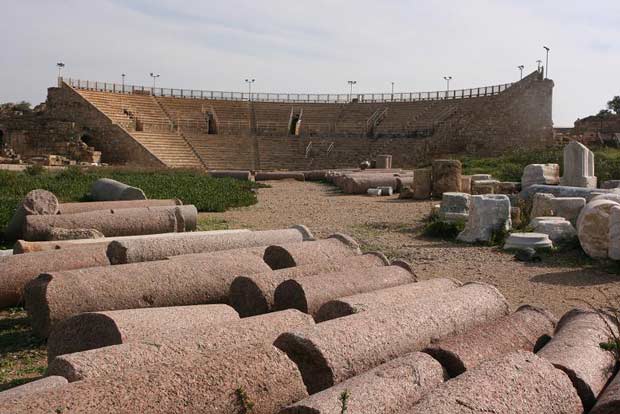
[24, 164, 44, 176]
[0, 168, 262, 242]
[423, 218, 466, 240]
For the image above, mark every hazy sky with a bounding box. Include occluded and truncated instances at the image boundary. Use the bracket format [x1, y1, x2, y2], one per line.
[1, 0, 618, 126]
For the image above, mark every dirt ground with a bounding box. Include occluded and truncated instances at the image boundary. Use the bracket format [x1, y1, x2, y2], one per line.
[210, 179, 620, 317]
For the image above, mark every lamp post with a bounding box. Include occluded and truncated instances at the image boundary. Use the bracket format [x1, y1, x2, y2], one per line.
[121, 73, 126, 93]
[443, 76, 452, 97]
[517, 65, 524, 80]
[347, 80, 357, 102]
[56, 62, 65, 79]
[245, 78, 255, 101]
[536, 60, 542, 72]
[543, 46, 550, 79]
[391, 82, 394, 101]
[149, 73, 160, 91]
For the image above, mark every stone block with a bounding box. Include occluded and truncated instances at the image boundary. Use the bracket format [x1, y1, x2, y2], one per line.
[439, 192, 470, 222]
[520, 184, 618, 202]
[471, 174, 492, 181]
[510, 206, 522, 228]
[602, 180, 620, 189]
[576, 199, 619, 258]
[521, 163, 560, 188]
[413, 168, 432, 199]
[549, 197, 586, 225]
[457, 195, 511, 243]
[560, 141, 597, 188]
[533, 218, 577, 243]
[531, 193, 555, 218]
[432, 159, 462, 196]
[471, 179, 500, 195]
[375, 154, 392, 169]
[504, 233, 553, 250]
[497, 181, 521, 194]
[461, 175, 472, 194]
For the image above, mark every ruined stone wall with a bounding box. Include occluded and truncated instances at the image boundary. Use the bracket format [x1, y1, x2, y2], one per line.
[45, 87, 164, 167]
[575, 115, 620, 134]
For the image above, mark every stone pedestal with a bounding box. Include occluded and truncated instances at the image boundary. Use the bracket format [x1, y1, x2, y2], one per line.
[521, 164, 560, 189]
[504, 233, 553, 250]
[432, 159, 462, 197]
[439, 192, 471, 222]
[560, 141, 597, 188]
[457, 195, 511, 243]
[413, 168, 432, 200]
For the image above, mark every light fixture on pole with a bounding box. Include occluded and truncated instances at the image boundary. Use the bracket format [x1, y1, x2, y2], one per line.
[56, 62, 65, 79]
[543, 46, 550, 79]
[443, 76, 452, 94]
[517, 65, 524, 80]
[391, 82, 395, 101]
[149, 73, 160, 89]
[536, 60, 542, 72]
[347, 80, 357, 101]
[121, 73, 126, 93]
[245, 78, 255, 101]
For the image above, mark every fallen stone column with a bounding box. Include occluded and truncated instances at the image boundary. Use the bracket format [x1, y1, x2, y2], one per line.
[411, 351, 582, 414]
[106, 225, 314, 264]
[89, 178, 146, 201]
[58, 199, 182, 215]
[7, 344, 308, 414]
[0, 245, 110, 309]
[424, 305, 556, 377]
[537, 308, 618, 411]
[577, 199, 619, 258]
[280, 352, 444, 414]
[274, 282, 509, 393]
[24, 248, 272, 337]
[207, 170, 255, 181]
[47, 304, 240, 359]
[340, 174, 403, 194]
[590, 371, 620, 414]
[14, 229, 251, 254]
[315, 278, 461, 322]
[274, 264, 415, 317]
[23, 206, 190, 241]
[44, 228, 105, 241]
[519, 184, 615, 202]
[262, 233, 360, 269]
[230, 252, 390, 317]
[255, 171, 305, 181]
[48, 309, 313, 382]
[4, 190, 59, 241]
[395, 176, 414, 192]
[0, 376, 68, 403]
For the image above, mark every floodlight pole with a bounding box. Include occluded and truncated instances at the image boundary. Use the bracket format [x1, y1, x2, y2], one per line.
[122, 73, 126, 93]
[518, 65, 524, 80]
[543, 46, 550, 79]
[443, 76, 452, 96]
[347, 80, 357, 102]
[150, 73, 160, 89]
[245, 78, 255, 101]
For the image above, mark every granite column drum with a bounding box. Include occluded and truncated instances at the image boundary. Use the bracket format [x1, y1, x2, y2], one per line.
[273, 264, 416, 318]
[0, 376, 68, 403]
[274, 282, 509, 393]
[47, 304, 240, 359]
[410, 351, 583, 414]
[23, 206, 192, 241]
[230, 253, 390, 317]
[57, 199, 182, 214]
[537, 309, 618, 410]
[4, 189, 59, 241]
[7, 345, 308, 414]
[576, 199, 620, 258]
[106, 225, 314, 264]
[432, 159, 462, 197]
[0, 245, 110, 309]
[315, 278, 461, 322]
[279, 352, 445, 414]
[262, 234, 361, 269]
[590, 372, 620, 414]
[48, 309, 314, 382]
[24, 248, 272, 337]
[89, 178, 147, 201]
[423, 305, 556, 377]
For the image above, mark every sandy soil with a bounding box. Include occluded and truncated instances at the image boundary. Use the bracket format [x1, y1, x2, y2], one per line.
[208, 179, 620, 317]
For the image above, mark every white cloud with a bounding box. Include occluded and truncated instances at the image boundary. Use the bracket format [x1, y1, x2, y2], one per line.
[1, 0, 618, 126]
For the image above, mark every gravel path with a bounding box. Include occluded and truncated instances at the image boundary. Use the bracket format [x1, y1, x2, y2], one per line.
[209, 180, 620, 317]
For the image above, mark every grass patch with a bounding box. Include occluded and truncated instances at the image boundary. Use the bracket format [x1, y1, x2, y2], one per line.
[0, 167, 264, 242]
[459, 147, 620, 182]
[196, 217, 231, 231]
[0, 308, 46, 391]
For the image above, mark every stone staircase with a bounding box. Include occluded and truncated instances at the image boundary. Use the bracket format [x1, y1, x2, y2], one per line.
[131, 131, 204, 169]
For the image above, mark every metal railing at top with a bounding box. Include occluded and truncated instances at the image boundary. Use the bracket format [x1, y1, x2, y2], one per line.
[63, 78, 514, 104]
